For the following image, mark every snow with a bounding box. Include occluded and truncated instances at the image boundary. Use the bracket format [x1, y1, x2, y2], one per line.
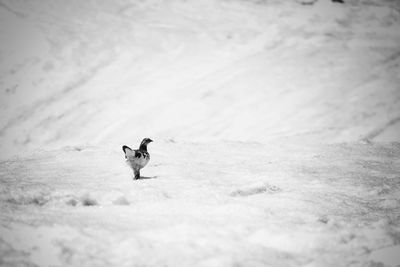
[1, 0, 400, 266]
[1, 142, 399, 266]
[370, 245, 400, 267]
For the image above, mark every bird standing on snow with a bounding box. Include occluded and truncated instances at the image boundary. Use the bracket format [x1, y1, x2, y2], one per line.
[122, 138, 153, 179]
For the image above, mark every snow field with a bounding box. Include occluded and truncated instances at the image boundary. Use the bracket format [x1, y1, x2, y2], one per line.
[1, 141, 399, 266]
[1, 0, 400, 159]
[1, 0, 400, 266]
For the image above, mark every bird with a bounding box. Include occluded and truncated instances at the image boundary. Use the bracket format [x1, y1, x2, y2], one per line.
[122, 138, 153, 179]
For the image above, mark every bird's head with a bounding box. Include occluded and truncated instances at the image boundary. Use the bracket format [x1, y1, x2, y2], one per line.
[139, 138, 153, 151]
[141, 138, 153, 145]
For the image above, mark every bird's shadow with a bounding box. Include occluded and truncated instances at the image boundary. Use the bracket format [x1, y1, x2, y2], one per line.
[136, 176, 158, 180]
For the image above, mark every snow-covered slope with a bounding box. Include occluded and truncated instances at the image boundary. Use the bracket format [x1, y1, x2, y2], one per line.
[1, 0, 400, 159]
[1, 142, 400, 266]
[1, 0, 400, 266]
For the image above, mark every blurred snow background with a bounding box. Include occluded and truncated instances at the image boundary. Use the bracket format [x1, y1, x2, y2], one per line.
[0, 0, 400, 266]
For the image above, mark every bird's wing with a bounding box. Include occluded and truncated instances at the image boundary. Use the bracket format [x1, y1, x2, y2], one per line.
[122, 146, 149, 165]
[125, 148, 145, 159]
[123, 145, 135, 158]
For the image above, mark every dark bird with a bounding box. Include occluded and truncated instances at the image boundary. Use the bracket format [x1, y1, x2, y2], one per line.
[122, 138, 153, 179]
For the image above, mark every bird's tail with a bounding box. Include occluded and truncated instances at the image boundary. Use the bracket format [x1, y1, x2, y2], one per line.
[122, 145, 132, 154]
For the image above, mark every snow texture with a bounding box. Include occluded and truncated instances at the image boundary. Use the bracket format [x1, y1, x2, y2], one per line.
[1, 0, 400, 266]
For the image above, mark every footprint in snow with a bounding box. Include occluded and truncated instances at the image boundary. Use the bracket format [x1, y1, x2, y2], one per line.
[230, 183, 281, 197]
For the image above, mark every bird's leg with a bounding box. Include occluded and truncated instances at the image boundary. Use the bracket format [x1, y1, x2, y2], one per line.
[133, 169, 140, 180]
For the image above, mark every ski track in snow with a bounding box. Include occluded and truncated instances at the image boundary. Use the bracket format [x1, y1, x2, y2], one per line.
[1, 0, 400, 266]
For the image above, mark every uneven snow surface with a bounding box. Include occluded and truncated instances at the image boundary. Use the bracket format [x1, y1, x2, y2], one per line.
[1, 142, 400, 267]
[1, 0, 400, 266]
